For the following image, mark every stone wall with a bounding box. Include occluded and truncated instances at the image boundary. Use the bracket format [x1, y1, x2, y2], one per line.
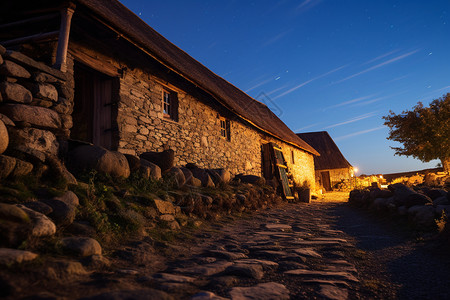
[115, 61, 315, 188]
[0, 44, 74, 179]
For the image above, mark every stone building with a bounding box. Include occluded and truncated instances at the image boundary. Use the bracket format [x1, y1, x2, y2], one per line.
[0, 0, 319, 189]
[297, 131, 353, 191]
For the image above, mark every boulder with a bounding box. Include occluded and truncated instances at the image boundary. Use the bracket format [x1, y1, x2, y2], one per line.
[0, 60, 31, 78]
[424, 173, 438, 186]
[0, 119, 8, 154]
[0, 203, 31, 247]
[8, 127, 59, 156]
[54, 191, 79, 207]
[0, 82, 32, 103]
[424, 188, 448, 200]
[436, 205, 450, 216]
[16, 205, 56, 237]
[61, 237, 102, 257]
[53, 97, 73, 114]
[371, 197, 395, 211]
[41, 198, 76, 226]
[141, 158, 161, 180]
[68, 145, 130, 178]
[213, 168, 231, 183]
[235, 174, 266, 185]
[124, 154, 140, 173]
[45, 154, 77, 185]
[433, 196, 449, 206]
[206, 169, 223, 185]
[388, 183, 416, 206]
[140, 149, 174, 172]
[153, 199, 176, 215]
[408, 205, 436, 227]
[9, 158, 33, 178]
[0, 103, 61, 129]
[0, 248, 38, 265]
[165, 167, 186, 187]
[191, 167, 215, 187]
[404, 193, 432, 208]
[370, 188, 393, 199]
[0, 155, 16, 179]
[180, 167, 194, 185]
[22, 201, 53, 215]
[79, 289, 173, 300]
[229, 282, 290, 300]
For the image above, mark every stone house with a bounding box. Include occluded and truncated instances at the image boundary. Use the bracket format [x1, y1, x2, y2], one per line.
[297, 131, 353, 191]
[0, 0, 319, 189]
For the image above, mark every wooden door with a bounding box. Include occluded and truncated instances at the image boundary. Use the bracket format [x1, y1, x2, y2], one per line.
[72, 63, 113, 149]
[321, 171, 332, 191]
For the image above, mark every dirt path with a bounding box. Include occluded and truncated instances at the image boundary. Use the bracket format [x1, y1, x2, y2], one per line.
[6, 193, 450, 299]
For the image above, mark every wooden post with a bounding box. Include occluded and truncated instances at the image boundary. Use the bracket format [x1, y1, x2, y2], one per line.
[54, 3, 75, 72]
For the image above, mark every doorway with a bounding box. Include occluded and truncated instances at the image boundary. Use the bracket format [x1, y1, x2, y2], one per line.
[72, 62, 116, 149]
[320, 171, 332, 191]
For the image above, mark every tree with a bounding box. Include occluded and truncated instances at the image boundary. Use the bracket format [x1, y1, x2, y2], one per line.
[382, 93, 450, 172]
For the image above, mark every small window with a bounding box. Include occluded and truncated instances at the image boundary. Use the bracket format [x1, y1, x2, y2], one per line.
[219, 116, 231, 141]
[291, 150, 295, 164]
[162, 88, 178, 121]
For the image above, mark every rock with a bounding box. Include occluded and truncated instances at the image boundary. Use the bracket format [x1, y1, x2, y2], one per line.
[292, 248, 322, 258]
[190, 167, 215, 187]
[0, 119, 8, 154]
[207, 250, 248, 260]
[0, 44, 5, 55]
[0, 60, 31, 78]
[45, 154, 77, 185]
[23, 201, 53, 215]
[191, 177, 202, 187]
[388, 183, 417, 206]
[0, 113, 15, 126]
[54, 260, 87, 276]
[229, 282, 289, 300]
[284, 269, 359, 283]
[0, 276, 12, 297]
[203, 173, 216, 188]
[124, 154, 140, 173]
[61, 237, 102, 257]
[153, 273, 195, 283]
[8, 127, 59, 156]
[434, 196, 449, 206]
[0, 82, 32, 103]
[318, 284, 349, 300]
[408, 205, 436, 227]
[0, 248, 38, 265]
[16, 205, 56, 237]
[436, 205, 450, 215]
[140, 149, 174, 172]
[191, 291, 228, 300]
[67, 221, 96, 236]
[53, 97, 73, 114]
[225, 263, 264, 279]
[83, 254, 111, 268]
[424, 173, 438, 185]
[153, 199, 176, 215]
[34, 72, 59, 83]
[166, 166, 186, 187]
[235, 174, 265, 185]
[30, 83, 58, 102]
[54, 191, 79, 207]
[425, 189, 448, 200]
[68, 145, 130, 178]
[140, 158, 161, 180]
[0, 103, 61, 129]
[0, 203, 31, 247]
[79, 289, 173, 300]
[41, 198, 76, 226]
[10, 158, 33, 177]
[371, 197, 395, 211]
[234, 259, 279, 270]
[370, 188, 393, 199]
[0, 155, 16, 179]
[180, 167, 194, 185]
[405, 193, 432, 208]
[214, 168, 231, 183]
[175, 261, 233, 276]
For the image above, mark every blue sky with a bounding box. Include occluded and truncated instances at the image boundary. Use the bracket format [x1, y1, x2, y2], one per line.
[121, 0, 449, 175]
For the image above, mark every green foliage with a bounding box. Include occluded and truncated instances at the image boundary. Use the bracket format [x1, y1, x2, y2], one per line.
[383, 93, 450, 170]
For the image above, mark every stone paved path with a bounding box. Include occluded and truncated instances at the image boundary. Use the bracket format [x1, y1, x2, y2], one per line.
[137, 201, 365, 300]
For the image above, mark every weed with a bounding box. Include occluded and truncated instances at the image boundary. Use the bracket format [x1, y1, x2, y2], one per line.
[436, 211, 447, 233]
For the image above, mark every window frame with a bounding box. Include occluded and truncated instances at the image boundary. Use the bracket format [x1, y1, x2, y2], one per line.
[219, 116, 231, 141]
[161, 87, 178, 121]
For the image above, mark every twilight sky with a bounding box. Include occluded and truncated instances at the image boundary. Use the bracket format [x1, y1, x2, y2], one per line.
[121, 0, 449, 175]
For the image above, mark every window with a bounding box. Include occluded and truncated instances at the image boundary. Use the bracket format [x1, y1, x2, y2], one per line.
[219, 116, 231, 141]
[162, 88, 178, 121]
[291, 150, 295, 164]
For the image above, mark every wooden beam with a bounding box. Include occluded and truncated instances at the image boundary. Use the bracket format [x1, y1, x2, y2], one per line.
[0, 13, 59, 30]
[1, 31, 59, 46]
[54, 3, 76, 72]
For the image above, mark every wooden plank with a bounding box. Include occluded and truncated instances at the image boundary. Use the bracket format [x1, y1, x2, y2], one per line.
[0, 13, 59, 30]
[69, 47, 119, 77]
[1, 31, 59, 47]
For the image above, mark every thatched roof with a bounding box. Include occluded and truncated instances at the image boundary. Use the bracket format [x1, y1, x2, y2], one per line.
[66, 0, 317, 155]
[296, 131, 352, 170]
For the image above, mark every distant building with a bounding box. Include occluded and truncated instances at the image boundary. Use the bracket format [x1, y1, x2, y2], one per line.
[297, 131, 353, 191]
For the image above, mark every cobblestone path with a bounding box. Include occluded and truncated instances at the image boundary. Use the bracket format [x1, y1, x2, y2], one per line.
[94, 201, 367, 300]
[82, 199, 450, 300]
